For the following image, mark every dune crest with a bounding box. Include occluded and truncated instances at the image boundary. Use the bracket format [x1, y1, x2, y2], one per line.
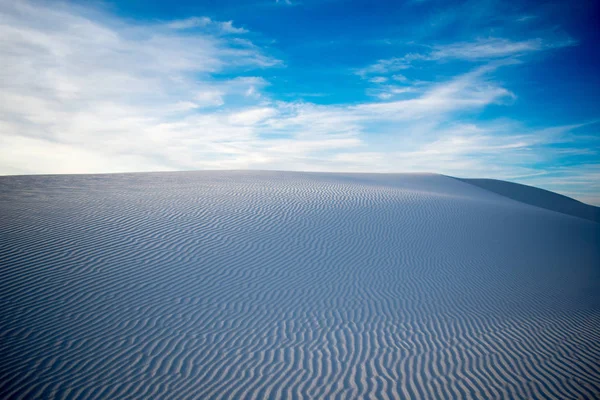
[0, 171, 599, 399]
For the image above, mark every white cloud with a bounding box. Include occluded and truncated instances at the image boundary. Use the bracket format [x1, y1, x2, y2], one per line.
[516, 15, 537, 23]
[369, 77, 388, 83]
[357, 37, 574, 76]
[167, 17, 212, 30]
[355, 64, 514, 119]
[167, 17, 248, 34]
[229, 108, 278, 125]
[356, 54, 420, 76]
[194, 90, 225, 108]
[392, 74, 409, 82]
[0, 0, 282, 172]
[430, 38, 543, 60]
[219, 20, 248, 34]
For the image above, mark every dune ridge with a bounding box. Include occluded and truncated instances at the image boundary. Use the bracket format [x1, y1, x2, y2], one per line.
[0, 171, 599, 399]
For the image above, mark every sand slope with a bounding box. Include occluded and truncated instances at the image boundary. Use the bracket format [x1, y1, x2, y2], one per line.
[0, 171, 599, 399]
[457, 177, 600, 223]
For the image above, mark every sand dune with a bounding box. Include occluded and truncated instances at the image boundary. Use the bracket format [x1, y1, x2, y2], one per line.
[457, 177, 600, 223]
[0, 171, 598, 399]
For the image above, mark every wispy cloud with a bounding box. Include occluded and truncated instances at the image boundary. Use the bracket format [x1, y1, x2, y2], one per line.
[357, 37, 575, 76]
[355, 64, 515, 117]
[166, 17, 212, 30]
[167, 17, 248, 34]
[429, 38, 544, 60]
[516, 15, 538, 23]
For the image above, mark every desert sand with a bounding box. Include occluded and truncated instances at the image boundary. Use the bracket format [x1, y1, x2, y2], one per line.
[0, 171, 598, 399]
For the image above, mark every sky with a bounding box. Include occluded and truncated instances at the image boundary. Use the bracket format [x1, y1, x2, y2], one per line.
[0, 0, 599, 204]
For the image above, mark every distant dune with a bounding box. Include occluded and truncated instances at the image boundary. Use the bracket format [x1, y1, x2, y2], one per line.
[0, 171, 598, 399]
[456, 177, 600, 223]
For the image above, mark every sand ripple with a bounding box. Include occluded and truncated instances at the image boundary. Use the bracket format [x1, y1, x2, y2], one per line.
[0, 171, 599, 399]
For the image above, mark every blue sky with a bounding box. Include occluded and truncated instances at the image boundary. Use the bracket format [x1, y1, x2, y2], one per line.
[0, 0, 599, 204]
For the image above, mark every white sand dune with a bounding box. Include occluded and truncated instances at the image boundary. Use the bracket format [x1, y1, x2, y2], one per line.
[456, 177, 600, 224]
[0, 171, 598, 399]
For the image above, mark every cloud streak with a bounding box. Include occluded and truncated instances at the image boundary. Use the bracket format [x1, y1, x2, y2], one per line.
[357, 37, 575, 76]
[167, 17, 248, 34]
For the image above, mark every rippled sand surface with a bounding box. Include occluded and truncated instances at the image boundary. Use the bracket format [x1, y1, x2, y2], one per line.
[1, 171, 599, 399]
